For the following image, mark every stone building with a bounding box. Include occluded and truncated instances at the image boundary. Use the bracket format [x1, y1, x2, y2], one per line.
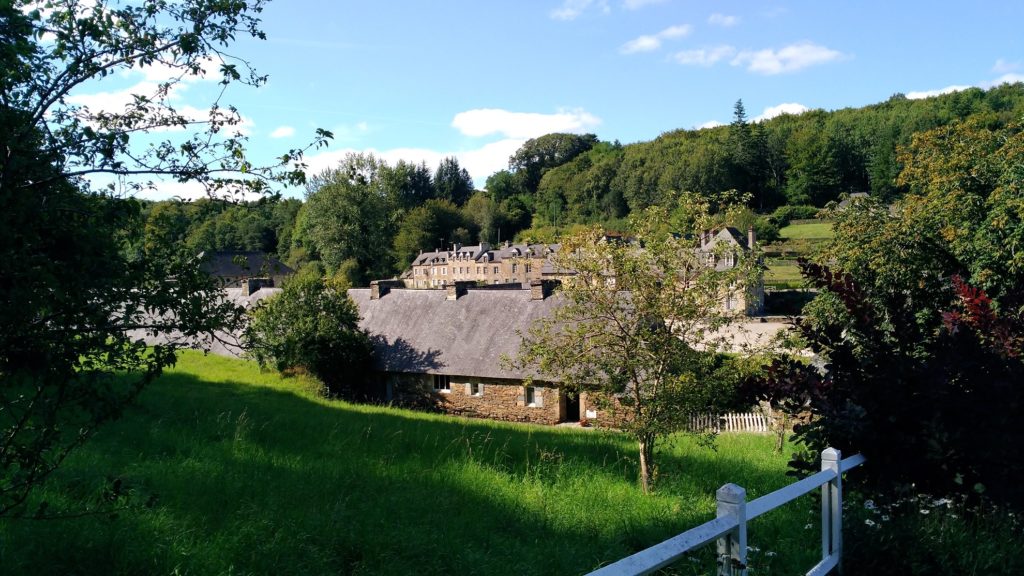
[349, 280, 601, 426]
[409, 242, 561, 289]
[199, 251, 294, 293]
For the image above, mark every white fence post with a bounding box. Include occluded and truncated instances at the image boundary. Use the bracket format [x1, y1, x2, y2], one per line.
[716, 483, 747, 576]
[820, 448, 842, 572]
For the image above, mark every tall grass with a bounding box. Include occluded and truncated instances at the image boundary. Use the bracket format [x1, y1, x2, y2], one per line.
[0, 352, 818, 575]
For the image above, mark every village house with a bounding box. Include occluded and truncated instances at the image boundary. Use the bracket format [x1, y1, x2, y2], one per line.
[349, 279, 602, 426]
[698, 227, 765, 315]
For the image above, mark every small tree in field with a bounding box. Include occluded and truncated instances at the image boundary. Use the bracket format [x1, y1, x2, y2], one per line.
[515, 205, 760, 493]
[246, 275, 374, 398]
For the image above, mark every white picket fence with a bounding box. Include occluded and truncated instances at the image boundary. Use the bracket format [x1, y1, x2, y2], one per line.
[588, 448, 865, 576]
[689, 412, 771, 434]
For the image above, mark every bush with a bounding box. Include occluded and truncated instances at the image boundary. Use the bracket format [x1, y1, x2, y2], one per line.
[769, 205, 819, 227]
[246, 275, 374, 398]
[844, 493, 1024, 575]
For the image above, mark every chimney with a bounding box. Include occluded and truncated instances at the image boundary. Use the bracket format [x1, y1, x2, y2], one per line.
[530, 279, 561, 300]
[454, 242, 462, 252]
[748, 226, 756, 249]
[370, 279, 404, 300]
[480, 241, 490, 253]
[446, 280, 474, 300]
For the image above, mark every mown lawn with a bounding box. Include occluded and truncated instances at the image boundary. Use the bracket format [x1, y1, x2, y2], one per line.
[779, 221, 834, 240]
[0, 352, 819, 575]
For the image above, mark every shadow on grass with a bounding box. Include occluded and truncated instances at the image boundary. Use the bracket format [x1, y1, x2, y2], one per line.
[0, 369, 800, 576]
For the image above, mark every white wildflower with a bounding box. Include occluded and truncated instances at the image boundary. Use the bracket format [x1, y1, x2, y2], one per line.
[920, 509, 930, 515]
[863, 499, 876, 510]
[865, 519, 876, 527]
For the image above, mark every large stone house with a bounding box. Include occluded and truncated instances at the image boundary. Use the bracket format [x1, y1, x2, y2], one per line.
[349, 280, 602, 426]
[409, 242, 561, 289]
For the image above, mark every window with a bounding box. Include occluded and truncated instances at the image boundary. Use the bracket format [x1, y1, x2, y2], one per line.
[442, 267, 447, 275]
[525, 386, 536, 407]
[512, 263, 518, 273]
[433, 374, 451, 393]
[493, 266, 498, 274]
[476, 266, 481, 274]
[525, 264, 531, 274]
[469, 382, 482, 396]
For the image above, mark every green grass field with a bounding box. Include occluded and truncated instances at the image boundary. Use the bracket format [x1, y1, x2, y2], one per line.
[778, 221, 834, 240]
[0, 352, 819, 575]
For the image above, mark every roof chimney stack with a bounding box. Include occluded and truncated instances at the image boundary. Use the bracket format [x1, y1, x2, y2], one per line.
[530, 279, 561, 300]
[446, 280, 474, 300]
[370, 279, 404, 300]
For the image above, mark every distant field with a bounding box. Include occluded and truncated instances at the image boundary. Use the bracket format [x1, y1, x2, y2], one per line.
[0, 352, 818, 575]
[779, 221, 834, 240]
[765, 260, 805, 289]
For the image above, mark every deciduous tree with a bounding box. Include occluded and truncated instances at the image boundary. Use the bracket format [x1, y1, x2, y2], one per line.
[514, 205, 760, 493]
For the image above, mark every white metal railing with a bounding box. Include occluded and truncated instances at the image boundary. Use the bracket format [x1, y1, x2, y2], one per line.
[588, 448, 865, 576]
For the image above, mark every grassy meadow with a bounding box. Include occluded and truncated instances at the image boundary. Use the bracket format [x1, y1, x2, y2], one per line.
[0, 352, 819, 575]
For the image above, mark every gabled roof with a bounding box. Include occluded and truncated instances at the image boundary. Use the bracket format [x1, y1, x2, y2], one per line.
[199, 251, 294, 279]
[349, 288, 562, 380]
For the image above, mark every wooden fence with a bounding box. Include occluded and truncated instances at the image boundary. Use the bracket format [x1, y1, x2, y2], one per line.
[688, 412, 771, 434]
[588, 448, 865, 576]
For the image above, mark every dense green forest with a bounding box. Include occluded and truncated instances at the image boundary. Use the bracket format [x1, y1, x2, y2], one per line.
[146, 83, 1024, 286]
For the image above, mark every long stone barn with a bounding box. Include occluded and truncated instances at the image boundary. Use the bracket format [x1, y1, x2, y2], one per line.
[348, 280, 602, 426]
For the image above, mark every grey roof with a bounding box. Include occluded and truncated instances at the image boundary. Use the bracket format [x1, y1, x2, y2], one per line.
[349, 288, 562, 380]
[199, 251, 294, 279]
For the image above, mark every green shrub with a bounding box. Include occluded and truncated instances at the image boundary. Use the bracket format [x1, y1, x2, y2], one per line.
[246, 275, 374, 398]
[770, 205, 819, 227]
[844, 493, 1024, 575]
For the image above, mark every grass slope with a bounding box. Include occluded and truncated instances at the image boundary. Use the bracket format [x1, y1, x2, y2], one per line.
[778, 221, 834, 240]
[0, 352, 818, 575]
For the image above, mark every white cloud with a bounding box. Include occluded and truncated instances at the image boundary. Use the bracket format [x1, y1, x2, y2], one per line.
[673, 45, 736, 66]
[621, 35, 661, 54]
[697, 120, 724, 130]
[620, 24, 692, 54]
[993, 59, 1021, 74]
[550, 0, 609, 20]
[306, 107, 601, 188]
[623, 0, 667, 9]
[731, 42, 845, 75]
[451, 108, 601, 139]
[988, 73, 1024, 86]
[270, 125, 295, 139]
[905, 85, 973, 100]
[906, 73, 1024, 101]
[66, 81, 254, 135]
[753, 102, 810, 122]
[708, 13, 738, 27]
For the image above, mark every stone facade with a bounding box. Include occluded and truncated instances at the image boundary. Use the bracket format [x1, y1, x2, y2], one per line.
[377, 372, 631, 427]
[410, 242, 557, 289]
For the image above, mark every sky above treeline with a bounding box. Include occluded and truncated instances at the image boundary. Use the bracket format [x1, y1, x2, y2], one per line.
[66, 0, 1024, 198]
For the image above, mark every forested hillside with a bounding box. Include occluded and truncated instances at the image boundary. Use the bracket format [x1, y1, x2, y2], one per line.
[143, 83, 1024, 285]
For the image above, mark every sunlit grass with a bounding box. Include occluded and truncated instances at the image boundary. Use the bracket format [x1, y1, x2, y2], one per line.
[779, 221, 834, 240]
[0, 351, 820, 575]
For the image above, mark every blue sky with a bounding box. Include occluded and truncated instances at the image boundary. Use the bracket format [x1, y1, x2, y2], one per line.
[67, 1, 1024, 198]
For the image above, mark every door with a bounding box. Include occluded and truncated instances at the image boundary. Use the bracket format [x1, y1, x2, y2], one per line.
[563, 392, 581, 422]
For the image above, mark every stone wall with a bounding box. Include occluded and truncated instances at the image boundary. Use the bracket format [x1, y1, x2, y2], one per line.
[385, 373, 562, 425]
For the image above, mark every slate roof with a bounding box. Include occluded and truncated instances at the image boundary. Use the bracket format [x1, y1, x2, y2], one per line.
[199, 251, 294, 279]
[348, 287, 562, 380]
